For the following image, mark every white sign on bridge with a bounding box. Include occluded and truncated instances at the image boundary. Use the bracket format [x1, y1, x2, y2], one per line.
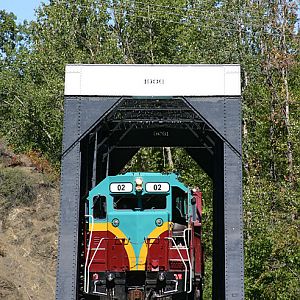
[65, 64, 240, 97]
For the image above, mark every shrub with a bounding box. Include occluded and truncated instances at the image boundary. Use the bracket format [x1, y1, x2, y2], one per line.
[0, 168, 37, 211]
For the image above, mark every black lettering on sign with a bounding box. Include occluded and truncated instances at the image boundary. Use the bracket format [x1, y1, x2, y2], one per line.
[117, 184, 125, 191]
[153, 184, 162, 191]
[153, 131, 169, 137]
[144, 78, 165, 85]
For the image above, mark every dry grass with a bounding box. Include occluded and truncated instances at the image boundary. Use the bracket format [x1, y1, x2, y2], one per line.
[0, 140, 59, 300]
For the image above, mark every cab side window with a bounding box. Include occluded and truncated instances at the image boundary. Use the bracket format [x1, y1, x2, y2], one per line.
[172, 187, 187, 224]
[93, 195, 106, 219]
[175, 197, 187, 216]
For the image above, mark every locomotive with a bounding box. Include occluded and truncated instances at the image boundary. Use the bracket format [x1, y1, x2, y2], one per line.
[83, 172, 204, 299]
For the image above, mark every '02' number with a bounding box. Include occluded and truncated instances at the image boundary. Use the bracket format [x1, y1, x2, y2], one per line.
[117, 184, 125, 191]
[153, 184, 162, 191]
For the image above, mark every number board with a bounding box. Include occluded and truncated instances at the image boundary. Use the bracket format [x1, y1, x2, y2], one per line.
[145, 182, 170, 192]
[110, 183, 133, 193]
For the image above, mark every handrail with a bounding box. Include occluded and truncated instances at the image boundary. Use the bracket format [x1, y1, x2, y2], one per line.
[93, 281, 108, 296]
[166, 227, 193, 294]
[86, 237, 106, 293]
[166, 237, 188, 292]
[84, 215, 94, 293]
[183, 228, 193, 293]
[160, 280, 178, 295]
[87, 236, 127, 295]
[84, 216, 127, 295]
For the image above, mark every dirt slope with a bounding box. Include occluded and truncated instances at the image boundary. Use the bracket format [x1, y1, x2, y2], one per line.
[0, 141, 59, 300]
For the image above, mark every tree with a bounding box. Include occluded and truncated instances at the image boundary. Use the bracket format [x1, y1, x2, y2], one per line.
[0, 1, 299, 298]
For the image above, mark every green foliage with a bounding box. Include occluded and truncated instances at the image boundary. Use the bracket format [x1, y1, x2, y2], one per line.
[0, 0, 299, 298]
[1, 0, 123, 162]
[0, 10, 17, 58]
[0, 168, 37, 211]
[244, 178, 300, 299]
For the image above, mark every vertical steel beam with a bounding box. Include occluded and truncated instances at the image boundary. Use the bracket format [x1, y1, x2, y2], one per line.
[56, 97, 119, 300]
[188, 96, 244, 300]
[56, 98, 81, 300]
[223, 98, 244, 300]
[213, 140, 225, 299]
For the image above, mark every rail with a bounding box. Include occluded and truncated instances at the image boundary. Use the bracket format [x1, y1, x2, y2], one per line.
[183, 228, 193, 293]
[166, 236, 189, 292]
[86, 237, 106, 293]
[157, 280, 178, 296]
[84, 215, 108, 294]
[84, 215, 94, 293]
[93, 280, 108, 296]
[166, 227, 192, 294]
[84, 216, 128, 295]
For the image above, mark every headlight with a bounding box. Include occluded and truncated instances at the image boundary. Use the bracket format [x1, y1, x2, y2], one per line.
[135, 177, 143, 192]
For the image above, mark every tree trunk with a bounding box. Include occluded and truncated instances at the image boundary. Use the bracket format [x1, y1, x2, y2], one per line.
[280, 1, 294, 183]
[282, 68, 293, 182]
[165, 147, 174, 170]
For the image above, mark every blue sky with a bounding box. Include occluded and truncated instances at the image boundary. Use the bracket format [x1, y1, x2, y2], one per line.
[0, 0, 49, 23]
[1, 1, 299, 26]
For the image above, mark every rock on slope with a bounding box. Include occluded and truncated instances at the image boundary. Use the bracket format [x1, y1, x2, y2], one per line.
[0, 141, 59, 300]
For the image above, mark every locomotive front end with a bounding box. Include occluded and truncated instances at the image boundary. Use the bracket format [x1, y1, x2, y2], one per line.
[84, 172, 203, 299]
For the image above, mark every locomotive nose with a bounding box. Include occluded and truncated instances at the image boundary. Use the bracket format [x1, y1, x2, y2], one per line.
[109, 210, 169, 271]
[135, 212, 169, 270]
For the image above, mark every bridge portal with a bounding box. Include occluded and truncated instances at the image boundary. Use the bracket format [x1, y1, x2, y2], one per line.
[56, 65, 243, 300]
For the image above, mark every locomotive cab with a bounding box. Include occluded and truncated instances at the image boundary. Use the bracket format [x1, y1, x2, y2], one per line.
[83, 172, 203, 299]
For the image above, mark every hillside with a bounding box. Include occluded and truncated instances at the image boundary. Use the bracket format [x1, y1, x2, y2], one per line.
[0, 141, 59, 300]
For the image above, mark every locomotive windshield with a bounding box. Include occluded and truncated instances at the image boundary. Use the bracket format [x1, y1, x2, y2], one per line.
[113, 194, 166, 210]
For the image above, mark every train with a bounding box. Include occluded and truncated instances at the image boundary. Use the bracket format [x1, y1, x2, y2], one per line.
[83, 172, 204, 299]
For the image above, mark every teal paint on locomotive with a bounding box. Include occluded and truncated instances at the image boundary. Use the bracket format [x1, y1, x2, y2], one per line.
[84, 172, 203, 299]
[87, 172, 191, 271]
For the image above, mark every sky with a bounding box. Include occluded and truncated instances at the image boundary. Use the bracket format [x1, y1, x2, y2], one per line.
[0, 0, 49, 23]
[1, 1, 299, 26]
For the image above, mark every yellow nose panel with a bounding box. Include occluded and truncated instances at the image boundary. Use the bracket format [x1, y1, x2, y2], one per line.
[137, 222, 170, 271]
